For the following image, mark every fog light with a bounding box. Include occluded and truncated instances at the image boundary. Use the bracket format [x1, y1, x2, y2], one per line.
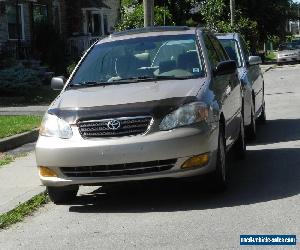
[181, 153, 209, 169]
[39, 166, 57, 177]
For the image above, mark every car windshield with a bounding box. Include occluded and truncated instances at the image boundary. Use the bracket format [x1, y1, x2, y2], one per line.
[70, 34, 204, 86]
[278, 43, 298, 51]
[218, 39, 243, 67]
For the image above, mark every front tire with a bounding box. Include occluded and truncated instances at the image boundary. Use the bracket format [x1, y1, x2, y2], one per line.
[47, 185, 79, 204]
[210, 125, 227, 191]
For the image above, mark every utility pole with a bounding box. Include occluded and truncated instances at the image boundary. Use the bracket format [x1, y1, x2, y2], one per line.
[143, 0, 154, 27]
[230, 0, 235, 26]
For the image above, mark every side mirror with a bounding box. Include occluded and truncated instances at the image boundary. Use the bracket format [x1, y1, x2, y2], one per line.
[213, 60, 237, 76]
[51, 76, 66, 90]
[248, 56, 262, 66]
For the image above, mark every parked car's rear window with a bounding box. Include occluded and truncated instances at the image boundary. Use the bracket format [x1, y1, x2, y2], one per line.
[218, 39, 243, 67]
[71, 34, 205, 85]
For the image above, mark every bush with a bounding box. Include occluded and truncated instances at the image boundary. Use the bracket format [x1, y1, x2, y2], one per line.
[0, 65, 42, 96]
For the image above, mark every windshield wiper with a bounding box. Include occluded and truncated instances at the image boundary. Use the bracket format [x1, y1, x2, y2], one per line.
[70, 75, 199, 87]
[154, 75, 200, 80]
[69, 81, 108, 88]
[109, 76, 156, 83]
[111, 75, 199, 83]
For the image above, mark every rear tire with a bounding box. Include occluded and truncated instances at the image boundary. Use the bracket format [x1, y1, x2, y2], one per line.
[258, 102, 266, 124]
[235, 116, 246, 160]
[47, 185, 79, 204]
[246, 106, 256, 141]
[210, 125, 227, 191]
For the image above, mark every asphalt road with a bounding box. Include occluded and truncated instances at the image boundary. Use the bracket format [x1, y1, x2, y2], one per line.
[1, 64, 300, 250]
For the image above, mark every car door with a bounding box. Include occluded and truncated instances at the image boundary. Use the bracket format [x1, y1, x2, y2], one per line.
[240, 37, 264, 115]
[203, 33, 241, 148]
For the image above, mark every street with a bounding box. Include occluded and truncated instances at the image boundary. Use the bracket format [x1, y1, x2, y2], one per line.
[0, 64, 300, 249]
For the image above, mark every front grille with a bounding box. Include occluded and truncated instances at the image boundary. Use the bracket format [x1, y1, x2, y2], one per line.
[78, 116, 152, 138]
[60, 159, 177, 178]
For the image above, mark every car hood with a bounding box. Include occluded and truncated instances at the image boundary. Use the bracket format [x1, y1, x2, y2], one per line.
[49, 79, 205, 123]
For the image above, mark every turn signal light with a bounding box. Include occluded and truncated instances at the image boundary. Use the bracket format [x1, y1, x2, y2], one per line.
[39, 166, 57, 177]
[181, 153, 209, 169]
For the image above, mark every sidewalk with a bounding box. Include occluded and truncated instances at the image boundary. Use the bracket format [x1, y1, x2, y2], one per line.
[0, 105, 48, 116]
[0, 152, 44, 214]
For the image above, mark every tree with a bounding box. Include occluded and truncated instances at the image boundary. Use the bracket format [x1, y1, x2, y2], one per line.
[200, 0, 258, 50]
[116, 0, 174, 31]
[237, 0, 295, 42]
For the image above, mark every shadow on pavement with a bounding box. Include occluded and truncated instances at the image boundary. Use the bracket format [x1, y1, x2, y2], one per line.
[68, 119, 300, 213]
[253, 119, 300, 145]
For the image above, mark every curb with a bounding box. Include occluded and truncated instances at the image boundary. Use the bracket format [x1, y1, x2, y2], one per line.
[0, 129, 39, 152]
[261, 64, 276, 73]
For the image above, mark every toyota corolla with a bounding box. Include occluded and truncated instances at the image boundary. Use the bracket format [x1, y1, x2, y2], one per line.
[36, 27, 245, 203]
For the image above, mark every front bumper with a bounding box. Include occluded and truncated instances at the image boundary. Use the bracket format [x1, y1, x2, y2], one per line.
[35, 124, 219, 186]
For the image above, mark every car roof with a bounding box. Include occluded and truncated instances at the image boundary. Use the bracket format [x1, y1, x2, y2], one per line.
[215, 33, 239, 40]
[96, 26, 203, 44]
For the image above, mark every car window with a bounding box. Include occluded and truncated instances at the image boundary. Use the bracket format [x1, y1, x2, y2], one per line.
[240, 37, 249, 60]
[218, 39, 243, 67]
[70, 34, 205, 85]
[209, 35, 228, 61]
[203, 33, 221, 68]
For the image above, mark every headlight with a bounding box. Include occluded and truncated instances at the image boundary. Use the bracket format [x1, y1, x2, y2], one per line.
[159, 102, 210, 131]
[39, 113, 73, 139]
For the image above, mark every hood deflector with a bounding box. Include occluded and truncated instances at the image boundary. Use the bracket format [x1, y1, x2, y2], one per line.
[48, 96, 197, 124]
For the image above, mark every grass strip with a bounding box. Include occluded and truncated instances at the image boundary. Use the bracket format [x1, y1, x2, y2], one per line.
[0, 154, 15, 167]
[0, 115, 42, 139]
[0, 153, 28, 168]
[0, 192, 49, 230]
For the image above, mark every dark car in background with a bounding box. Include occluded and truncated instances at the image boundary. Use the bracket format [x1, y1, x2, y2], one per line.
[217, 33, 266, 141]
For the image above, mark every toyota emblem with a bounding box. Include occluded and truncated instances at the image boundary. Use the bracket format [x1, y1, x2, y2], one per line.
[107, 120, 121, 130]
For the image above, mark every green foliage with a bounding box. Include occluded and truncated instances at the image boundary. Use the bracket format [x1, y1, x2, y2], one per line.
[116, 2, 174, 31]
[0, 65, 42, 96]
[200, 0, 258, 51]
[237, 0, 294, 43]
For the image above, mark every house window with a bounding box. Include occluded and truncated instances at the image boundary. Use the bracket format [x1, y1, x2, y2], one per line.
[103, 14, 109, 35]
[86, 10, 102, 36]
[6, 4, 25, 40]
[33, 4, 48, 24]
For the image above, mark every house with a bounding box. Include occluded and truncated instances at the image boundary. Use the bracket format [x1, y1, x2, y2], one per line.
[0, 0, 120, 60]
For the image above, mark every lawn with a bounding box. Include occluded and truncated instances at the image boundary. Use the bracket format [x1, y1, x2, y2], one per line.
[265, 51, 277, 62]
[0, 115, 42, 139]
